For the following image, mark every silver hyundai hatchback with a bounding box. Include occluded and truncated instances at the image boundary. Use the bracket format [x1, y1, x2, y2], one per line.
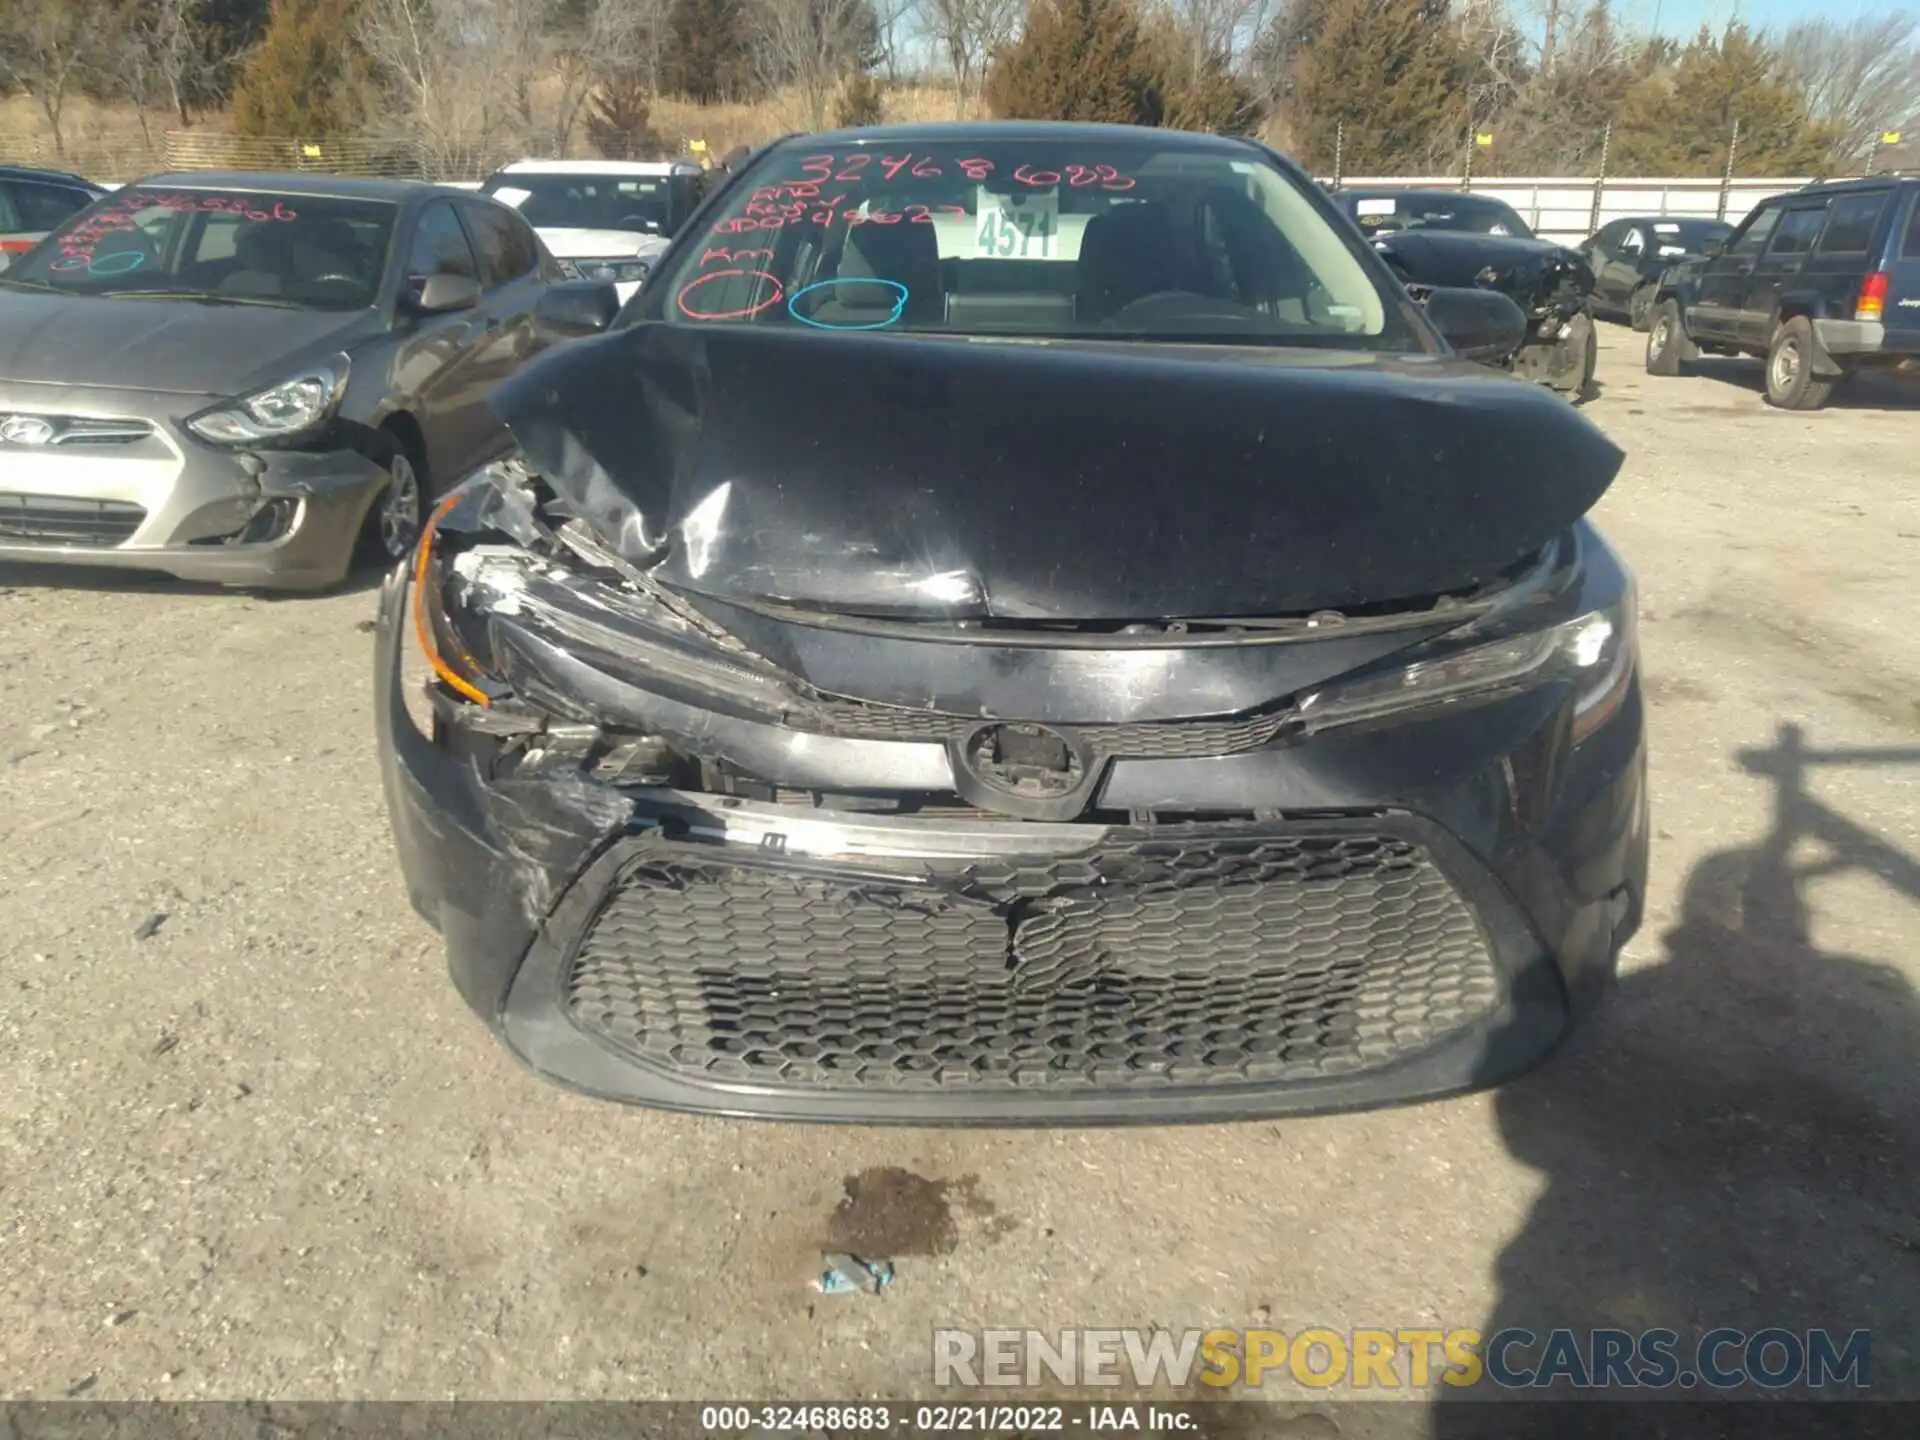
[0, 172, 614, 590]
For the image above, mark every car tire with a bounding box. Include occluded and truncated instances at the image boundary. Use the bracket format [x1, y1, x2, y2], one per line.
[1645, 300, 1691, 376]
[357, 426, 430, 568]
[1764, 317, 1835, 412]
[1628, 285, 1656, 332]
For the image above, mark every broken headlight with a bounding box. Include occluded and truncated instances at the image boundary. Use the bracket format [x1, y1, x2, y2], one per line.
[1299, 570, 1636, 744]
[405, 460, 794, 723]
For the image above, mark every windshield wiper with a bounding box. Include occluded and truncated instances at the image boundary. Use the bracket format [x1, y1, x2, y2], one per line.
[96, 289, 302, 309]
[0, 274, 54, 292]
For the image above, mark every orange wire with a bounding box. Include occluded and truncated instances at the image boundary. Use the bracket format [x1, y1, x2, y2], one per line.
[411, 491, 494, 707]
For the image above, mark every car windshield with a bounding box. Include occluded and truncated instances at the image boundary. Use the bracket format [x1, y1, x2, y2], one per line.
[1644, 219, 1732, 253]
[646, 136, 1410, 347]
[487, 173, 701, 238]
[1345, 193, 1535, 238]
[3, 188, 397, 309]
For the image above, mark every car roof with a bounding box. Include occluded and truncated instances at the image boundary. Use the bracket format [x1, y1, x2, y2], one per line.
[490, 158, 704, 178]
[118, 171, 451, 202]
[0, 163, 101, 188]
[759, 120, 1270, 155]
[1788, 175, 1915, 199]
[1336, 187, 1508, 200]
[1609, 215, 1731, 225]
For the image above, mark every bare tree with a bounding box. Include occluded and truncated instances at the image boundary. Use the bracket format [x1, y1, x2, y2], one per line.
[918, 0, 1024, 114]
[751, 0, 878, 130]
[1779, 13, 1920, 166]
[545, 0, 667, 157]
[0, 0, 117, 156]
[358, 0, 517, 172]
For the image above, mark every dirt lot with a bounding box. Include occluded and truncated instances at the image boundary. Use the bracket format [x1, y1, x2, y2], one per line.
[3, 328, 1917, 1409]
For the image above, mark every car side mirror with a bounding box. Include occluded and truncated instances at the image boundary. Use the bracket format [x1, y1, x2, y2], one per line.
[412, 273, 480, 313]
[535, 278, 620, 339]
[1701, 238, 1726, 258]
[1423, 286, 1529, 364]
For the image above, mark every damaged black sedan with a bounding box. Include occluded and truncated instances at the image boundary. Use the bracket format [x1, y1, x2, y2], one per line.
[1333, 188, 1599, 398]
[376, 122, 1648, 1124]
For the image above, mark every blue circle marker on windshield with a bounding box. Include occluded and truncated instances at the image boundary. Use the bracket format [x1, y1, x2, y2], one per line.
[788, 277, 909, 330]
[87, 250, 147, 276]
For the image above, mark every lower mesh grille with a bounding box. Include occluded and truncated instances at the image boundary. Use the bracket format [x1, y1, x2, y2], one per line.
[564, 829, 1503, 1093]
[0, 494, 146, 545]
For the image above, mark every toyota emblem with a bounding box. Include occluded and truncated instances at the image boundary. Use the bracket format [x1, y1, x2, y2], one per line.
[0, 416, 57, 446]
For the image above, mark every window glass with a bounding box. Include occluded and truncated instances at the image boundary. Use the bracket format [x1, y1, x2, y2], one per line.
[1816, 193, 1887, 255]
[407, 200, 478, 281]
[1618, 226, 1645, 255]
[3, 187, 396, 309]
[10, 181, 93, 231]
[1342, 192, 1534, 238]
[1765, 206, 1827, 257]
[1905, 194, 1920, 258]
[489, 173, 703, 237]
[654, 138, 1413, 348]
[1729, 205, 1780, 257]
[462, 201, 538, 287]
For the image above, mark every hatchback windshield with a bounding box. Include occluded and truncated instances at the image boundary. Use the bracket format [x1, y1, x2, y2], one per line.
[1341, 192, 1535, 238]
[488, 173, 702, 238]
[4, 188, 397, 309]
[649, 137, 1406, 346]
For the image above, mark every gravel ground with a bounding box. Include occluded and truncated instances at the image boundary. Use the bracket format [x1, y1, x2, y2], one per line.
[2, 329, 1917, 1410]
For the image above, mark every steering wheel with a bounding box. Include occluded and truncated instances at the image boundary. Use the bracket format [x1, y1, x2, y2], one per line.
[1106, 290, 1261, 328]
[618, 213, 661, 232]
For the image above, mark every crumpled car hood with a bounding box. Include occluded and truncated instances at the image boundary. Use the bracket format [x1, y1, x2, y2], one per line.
[488, 323, 1624, 621]
[1371, 231, 1593, 308]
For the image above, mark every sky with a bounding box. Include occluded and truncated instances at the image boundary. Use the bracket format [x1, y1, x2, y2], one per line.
[1616, 0, 1920, 41]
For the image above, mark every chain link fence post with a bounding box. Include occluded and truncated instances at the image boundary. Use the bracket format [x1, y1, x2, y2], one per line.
[1588, 119, 1611, 235]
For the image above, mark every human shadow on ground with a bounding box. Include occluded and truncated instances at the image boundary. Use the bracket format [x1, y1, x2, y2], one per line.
[1427, 723, 1920, 1436]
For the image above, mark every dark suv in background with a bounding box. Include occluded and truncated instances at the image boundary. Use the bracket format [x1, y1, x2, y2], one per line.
[1645, 176, 1920, 409]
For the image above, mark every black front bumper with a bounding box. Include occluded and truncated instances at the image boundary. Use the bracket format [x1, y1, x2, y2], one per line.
[375, 564, 1648, 1126]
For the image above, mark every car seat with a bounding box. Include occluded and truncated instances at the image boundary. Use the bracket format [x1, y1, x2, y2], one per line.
[824, 219, 943, 325]
[221, 222, 297, 297]
[1075, 202, 1179, 323]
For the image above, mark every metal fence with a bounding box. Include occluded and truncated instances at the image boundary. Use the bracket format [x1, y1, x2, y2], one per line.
[0, 131, 524, 185]
[1, 127, 1817, 242]
[1327, 175, 1814, 245]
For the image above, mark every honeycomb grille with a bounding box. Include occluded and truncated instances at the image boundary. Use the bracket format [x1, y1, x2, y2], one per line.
[808, 700, 1297, 759]
[563, 830, 1502, 1093]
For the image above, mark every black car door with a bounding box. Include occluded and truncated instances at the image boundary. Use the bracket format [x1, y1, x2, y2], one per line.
[1692, 202, 1780, 342]
[1602, 224, 1649, 309]
[1742, 202, 1829, 346]
[1581, 222, 1623, 307]
[392, 197, 496, 483]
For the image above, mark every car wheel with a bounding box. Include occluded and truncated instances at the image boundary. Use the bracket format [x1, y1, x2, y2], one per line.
[1646, 300, 1690, 376]
[356, 433, 430, 567]
[1573, 312, 1599, 402]
[1764, 317, 1835, 411]
[1628, 285, 1656, 332]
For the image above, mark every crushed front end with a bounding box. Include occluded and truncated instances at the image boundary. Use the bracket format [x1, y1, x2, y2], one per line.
[1500, 248, 1598, 395]
[376, 458, 1647, 1125]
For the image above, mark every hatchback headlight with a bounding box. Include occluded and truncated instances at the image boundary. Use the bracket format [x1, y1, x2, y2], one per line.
[187, 354, 350, 445]
[1300, 576, 1637, 744]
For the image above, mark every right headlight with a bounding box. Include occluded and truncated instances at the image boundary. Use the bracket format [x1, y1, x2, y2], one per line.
[1298, 573, 1637, 744]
